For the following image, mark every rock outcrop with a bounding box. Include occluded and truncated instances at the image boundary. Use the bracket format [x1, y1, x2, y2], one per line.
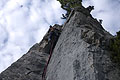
[0, 24, 62, 80]
[46, 7, 120, 80]
[0, 6, 120, 80]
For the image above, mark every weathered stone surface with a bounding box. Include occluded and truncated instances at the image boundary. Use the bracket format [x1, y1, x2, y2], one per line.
[0, 53, 47, 80]
[0, 45, 49, 80]
[46, 7, 120, 80]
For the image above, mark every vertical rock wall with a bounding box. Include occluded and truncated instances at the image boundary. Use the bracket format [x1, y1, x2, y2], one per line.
[46, 7, 120, 80]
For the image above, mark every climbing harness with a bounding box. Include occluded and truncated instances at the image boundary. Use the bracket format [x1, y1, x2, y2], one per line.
[42, 41, 54, 80]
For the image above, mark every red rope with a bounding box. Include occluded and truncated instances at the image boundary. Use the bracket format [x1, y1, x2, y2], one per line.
[42, 41, 54, 80]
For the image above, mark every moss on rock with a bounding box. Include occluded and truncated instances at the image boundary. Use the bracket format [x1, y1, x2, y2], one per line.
[110, 31, 120, 63]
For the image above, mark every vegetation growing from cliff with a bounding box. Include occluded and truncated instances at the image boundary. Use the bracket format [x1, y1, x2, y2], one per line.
[57, 0, 82, 18]
[110, 31, 120, 63]
[57, 0, 82, 9]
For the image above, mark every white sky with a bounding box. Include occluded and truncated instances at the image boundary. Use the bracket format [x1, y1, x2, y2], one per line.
[0, 0, 120, 73]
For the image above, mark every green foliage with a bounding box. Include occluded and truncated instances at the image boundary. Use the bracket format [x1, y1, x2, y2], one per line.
[110, 31, 120, 63]
[57, 0, 82, 9]
[57, 0, 82, 18]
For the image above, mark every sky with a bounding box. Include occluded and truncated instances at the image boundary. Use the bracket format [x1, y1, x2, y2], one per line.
[0, 0, 120, 73]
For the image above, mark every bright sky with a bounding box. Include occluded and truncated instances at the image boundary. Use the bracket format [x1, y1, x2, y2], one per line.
[0, 0, 120, 73]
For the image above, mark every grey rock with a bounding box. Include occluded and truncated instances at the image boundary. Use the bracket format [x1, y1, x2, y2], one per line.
[0, 24, 62, 80]
[0, 6, 120, 80]
[46, 7, 120, 80]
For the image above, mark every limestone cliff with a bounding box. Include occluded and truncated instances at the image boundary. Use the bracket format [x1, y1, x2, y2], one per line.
[0, 6, 120, 80]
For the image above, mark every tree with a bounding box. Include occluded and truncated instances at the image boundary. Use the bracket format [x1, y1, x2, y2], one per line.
[57, 0, 82, 19]
[110, 31, 120, 63]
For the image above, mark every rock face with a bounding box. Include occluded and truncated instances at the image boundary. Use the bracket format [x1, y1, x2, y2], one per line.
[0, 6, 120, 80]
[46, 7, 120, 80]
[0, 44, 48, 80]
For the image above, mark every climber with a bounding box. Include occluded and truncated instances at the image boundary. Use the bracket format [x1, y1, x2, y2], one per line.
[42, 26, 60, 80]
[48, 25, 60, 51]
[48, 26, 59, 41]
[48, 26, 56, 41]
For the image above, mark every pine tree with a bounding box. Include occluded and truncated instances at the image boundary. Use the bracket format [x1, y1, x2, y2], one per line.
[57, 0, 82, 19]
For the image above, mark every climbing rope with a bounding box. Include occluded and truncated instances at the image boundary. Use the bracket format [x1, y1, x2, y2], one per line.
[42, 41, 54, 80]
